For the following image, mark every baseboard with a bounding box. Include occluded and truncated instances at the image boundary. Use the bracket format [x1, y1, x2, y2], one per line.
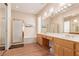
[24, 38, 37, 44]
[9, 44, 24, 49]
[0, 46, 5, 51]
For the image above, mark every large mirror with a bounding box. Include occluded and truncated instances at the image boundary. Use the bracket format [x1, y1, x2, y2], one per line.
[41, 17, 59, 33]
[63, 14, 79, 33]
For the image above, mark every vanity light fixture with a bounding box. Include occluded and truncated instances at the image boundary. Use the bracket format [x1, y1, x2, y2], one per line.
[59, 3, 66, 7]
[54, 3, 72, 15]
[55, 11, 58, 14]
[57, 9, 61, 12]
[67, 3, 72, 7]
[31, 10, 34, 12]
[46, 8, 54, 16]
[74, 19, 77, 22]
[16, 6, 19, 8]
[62, 9, 66, 12]
[44, 12, 47, 17]
[49, 8, 54, 13]
[60, 7, 64, 11]
[63, 5, 68, 9]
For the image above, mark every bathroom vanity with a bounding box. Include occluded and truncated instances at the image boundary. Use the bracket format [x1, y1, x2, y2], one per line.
[37, 33, 79, 56]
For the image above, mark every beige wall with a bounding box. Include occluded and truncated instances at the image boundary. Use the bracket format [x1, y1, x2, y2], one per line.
[12, 10, 37, 44]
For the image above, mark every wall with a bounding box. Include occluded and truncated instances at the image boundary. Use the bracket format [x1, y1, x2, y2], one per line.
[12, 10, 37, 44]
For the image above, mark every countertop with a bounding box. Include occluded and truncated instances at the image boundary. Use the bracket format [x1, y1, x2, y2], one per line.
[38, 32, 79, 42]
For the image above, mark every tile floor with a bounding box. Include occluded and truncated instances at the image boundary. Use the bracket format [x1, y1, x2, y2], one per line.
[0, 43, 53, 56]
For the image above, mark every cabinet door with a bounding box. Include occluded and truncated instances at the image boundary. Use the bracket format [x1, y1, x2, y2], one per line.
[75, 51, 79, 56]
[43, 38, 49, 49]
[54, 44, 63, 56]
[37, 35, 43, 45]
[63, 48, 74, 56]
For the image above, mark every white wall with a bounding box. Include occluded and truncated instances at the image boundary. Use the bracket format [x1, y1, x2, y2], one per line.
[12, 10, 37, 44]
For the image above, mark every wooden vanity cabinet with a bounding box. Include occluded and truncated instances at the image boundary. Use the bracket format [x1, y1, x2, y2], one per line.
[75, 52, 79, 56]
[37, 34, 76, 56]
[37, 34, 43, 45]
[46, 36, 53, 41]
[42, 37, 49, 49]
[75, 42, 79, 56]
[54, 38, 74, 56]
[37, 34, 52, 49]
[63, 47, 74, 56]
[54, 43, 63, 56]
[42, 36, 54, 49]
[37, 34, 49, 48]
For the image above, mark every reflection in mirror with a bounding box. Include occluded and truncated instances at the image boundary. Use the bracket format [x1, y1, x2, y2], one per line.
[64, 14, 79, 34]
[41, 17, 59, 33]
[64, 19, 70, 33]
[41, 18, 47, 33]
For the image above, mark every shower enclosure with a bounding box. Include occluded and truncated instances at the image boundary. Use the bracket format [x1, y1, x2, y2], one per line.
[0, 3, 7, 50]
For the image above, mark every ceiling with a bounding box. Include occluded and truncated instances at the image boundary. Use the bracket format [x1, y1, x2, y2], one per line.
[0, 3, 77, 15]
[12, 3, 47, 14]
[11, 3, 73, 15]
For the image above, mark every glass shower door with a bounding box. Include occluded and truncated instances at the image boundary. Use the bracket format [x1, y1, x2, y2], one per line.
[0, 3, 6, 50]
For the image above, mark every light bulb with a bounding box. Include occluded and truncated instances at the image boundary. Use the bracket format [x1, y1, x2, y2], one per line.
[16, 6, 19, 8]
[74, 19, 77, 22]
[67, 4, 72, 6]
[63, 6, 67, 9]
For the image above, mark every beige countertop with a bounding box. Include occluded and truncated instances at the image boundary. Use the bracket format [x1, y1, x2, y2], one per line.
[38, 32, 79, 42]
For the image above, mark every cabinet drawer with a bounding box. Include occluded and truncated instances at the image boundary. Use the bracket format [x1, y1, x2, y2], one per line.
[46, 36, 53, 41]
[37, 34, 42, 37]
[54, 38, 74, 49]
[42, 35, 47, 38]
[75, 42, 79, 51]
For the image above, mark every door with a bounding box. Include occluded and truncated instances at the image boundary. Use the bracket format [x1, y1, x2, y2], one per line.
[12, 20, 23, 44]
